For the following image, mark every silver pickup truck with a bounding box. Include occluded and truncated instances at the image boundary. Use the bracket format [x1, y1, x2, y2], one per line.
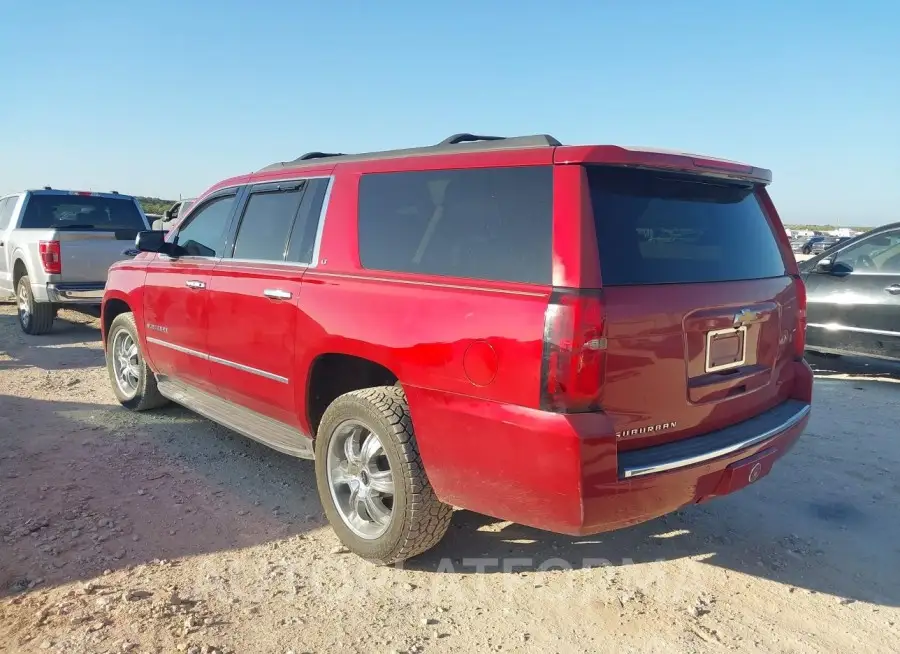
[0, 188, 150, 334]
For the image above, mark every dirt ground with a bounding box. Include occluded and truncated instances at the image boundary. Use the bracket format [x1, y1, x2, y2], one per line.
[0, 303, 898, 654]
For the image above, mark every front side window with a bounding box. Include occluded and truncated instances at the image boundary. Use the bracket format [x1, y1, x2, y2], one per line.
[834, 231, 900, 273]
[358, 166, 553, 284]
[0, 198, 13, 230]
[174, 194, 236, 257]
[178, 199, 194, 218]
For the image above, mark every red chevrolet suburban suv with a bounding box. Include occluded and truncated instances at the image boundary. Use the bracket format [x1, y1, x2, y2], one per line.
[101, 133, 813, 564]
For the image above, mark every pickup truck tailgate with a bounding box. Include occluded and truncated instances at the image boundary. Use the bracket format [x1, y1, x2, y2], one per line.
[57, 230, 140, 283]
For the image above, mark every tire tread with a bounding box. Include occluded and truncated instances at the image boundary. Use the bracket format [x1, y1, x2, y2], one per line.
[17, 275, 55, 335]
[107, 312, 168, 411]
[317, 385, 452, 564]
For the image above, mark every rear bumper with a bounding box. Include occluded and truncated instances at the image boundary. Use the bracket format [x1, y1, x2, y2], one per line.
[617, 401, 810, 478]
[41, 283, 105, 304]
[407, 361, 813, 536]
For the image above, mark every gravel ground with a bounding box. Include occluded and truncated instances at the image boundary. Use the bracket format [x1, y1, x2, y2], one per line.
[1, 302, 898, 653]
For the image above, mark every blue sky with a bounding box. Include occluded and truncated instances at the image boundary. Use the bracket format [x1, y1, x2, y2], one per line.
[1, 0, 897, 226]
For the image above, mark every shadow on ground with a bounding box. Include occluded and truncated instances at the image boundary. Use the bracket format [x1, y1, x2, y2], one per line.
[0, 313, 104, 371]
[0, 394, 327, 599]
[2, 355, 898, 608]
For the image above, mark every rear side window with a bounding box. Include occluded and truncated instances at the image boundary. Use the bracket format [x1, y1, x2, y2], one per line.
[286, 178, 329, 264]
[232, 185, 305, 261]
[358, 166, 553, 284]
[19, 194, 145, 231]
[588, 167, 786, 286]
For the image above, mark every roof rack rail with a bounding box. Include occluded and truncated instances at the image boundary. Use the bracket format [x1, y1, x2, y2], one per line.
[257, 132, 562, 173]
[439, 133, 506, 145]
[298, 151, 345, 161]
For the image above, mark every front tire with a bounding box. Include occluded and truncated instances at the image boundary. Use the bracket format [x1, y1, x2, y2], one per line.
[16, 275, 55, 335]
[106, 312, 168, 411]
[315, 386, 452, 565]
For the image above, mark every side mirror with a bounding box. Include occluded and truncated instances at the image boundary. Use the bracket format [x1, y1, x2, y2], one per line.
[815, 258, 833, 273]
[135, 230, 180, 256]
[817, 258, 853, 275]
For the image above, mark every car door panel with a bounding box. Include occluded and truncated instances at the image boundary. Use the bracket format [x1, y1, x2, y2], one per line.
[206, 262, 304, 426]
[141, 189, 242, 390]
[204, 177, 329, 429]
[0, 198, 11, 293]
[805, 228, 900, 359]
[142, 258, 216, 390]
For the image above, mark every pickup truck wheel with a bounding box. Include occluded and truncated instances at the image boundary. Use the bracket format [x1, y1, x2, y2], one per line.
[16, 275, 55, 335]
[315, 386, 452, 565]
[106, 312, 169, 411]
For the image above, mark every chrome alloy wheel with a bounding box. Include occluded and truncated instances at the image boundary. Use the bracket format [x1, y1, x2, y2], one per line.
[17, 281, 30, 329]
[111, 329, 140, 398]
[326, 420, 395, 539]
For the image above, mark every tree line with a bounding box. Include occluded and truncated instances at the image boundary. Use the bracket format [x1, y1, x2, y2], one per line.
[137, 196, 176, 215]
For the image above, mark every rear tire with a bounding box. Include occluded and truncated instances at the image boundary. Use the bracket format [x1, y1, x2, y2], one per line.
[106, 312, 169, 411]
[315, 386, 452, 565]
[16, 275, 55, 335]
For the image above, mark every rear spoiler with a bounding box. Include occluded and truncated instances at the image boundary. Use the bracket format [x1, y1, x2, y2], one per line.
[553, 145, 772, 185]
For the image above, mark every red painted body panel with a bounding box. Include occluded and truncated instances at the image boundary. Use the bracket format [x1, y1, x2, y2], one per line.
[142, 257, 217, 393]
[206, 260, 305, 426]
[101, 140, 812, 539]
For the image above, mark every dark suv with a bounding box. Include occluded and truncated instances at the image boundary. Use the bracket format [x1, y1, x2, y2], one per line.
[101, 133, 813, 563]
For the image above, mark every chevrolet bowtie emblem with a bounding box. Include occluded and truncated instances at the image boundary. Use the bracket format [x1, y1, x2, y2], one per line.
[733, 308, 760, 327]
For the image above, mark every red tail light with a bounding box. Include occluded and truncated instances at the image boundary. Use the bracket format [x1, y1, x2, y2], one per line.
[791, 274, 807, 358]
[540, 289, 606, 413]
[39, 240, 61, 275]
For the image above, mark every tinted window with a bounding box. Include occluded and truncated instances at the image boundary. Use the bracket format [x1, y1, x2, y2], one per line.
[232, 186, 304, 261]
[286, 178, 329, 264]
[0, 198, 12, 230]
[175, 195, 236, 257]
[588, 167, 786, 286]
[19, 194, 145, 230]
[358, 166, 552, 284]
[835, 231, 900, 273]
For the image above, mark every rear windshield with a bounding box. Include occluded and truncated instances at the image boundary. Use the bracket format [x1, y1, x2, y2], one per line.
[19, 194, 145, 230]
[588, 167, 786, 286]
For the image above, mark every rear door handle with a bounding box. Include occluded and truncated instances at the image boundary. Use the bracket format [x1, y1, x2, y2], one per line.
[263, 288, 292, 300]
[185, 280, 206, 289]
[885, 284, 900, 295]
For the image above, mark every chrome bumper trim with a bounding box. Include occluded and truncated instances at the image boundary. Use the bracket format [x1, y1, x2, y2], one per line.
[620, 403, 811, 479]
[47, 284, 105, 302]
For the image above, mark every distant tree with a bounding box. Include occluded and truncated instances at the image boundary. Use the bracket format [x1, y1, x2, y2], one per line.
[137, 196, 176, 215]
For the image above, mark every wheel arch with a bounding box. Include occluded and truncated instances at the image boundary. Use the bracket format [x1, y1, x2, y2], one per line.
[12, 256, 29, 287]
[101, 292, 134, 345]
[305, 352, 400, 438]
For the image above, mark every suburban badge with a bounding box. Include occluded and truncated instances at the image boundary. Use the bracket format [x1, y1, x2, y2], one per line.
[616, 422, 677, 439]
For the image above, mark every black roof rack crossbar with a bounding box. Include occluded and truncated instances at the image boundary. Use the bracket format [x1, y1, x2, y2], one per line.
[257, 132, 562, 172]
